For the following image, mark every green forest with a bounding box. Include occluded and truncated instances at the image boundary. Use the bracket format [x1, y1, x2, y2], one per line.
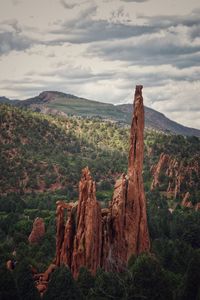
[0, 104, 200, 299]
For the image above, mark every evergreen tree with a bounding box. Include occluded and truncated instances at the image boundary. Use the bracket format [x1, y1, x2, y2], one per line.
[131, 254, 173, 300]
[0, 266, 19, 300]
[77, 267, 95, 299]
[14, 260, 40, 300]
[89, 268, 124, 300]
[43, 266, 80, 300]
[180, 251, 200, 300]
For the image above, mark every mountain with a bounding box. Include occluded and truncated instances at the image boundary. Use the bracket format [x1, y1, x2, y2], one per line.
[1, 91, 200, 137]
[118, 104, 200, 137]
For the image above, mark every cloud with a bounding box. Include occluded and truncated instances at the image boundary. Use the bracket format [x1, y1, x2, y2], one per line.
[121, 0, 149, 2]
[60, 0, 79, 9]
[49, 4, 157, 44]
[0, 31, 32, 55]
[88, 24, 200, 69]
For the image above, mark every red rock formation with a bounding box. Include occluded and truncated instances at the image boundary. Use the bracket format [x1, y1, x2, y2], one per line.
[195, 203, 200, 211]
[126, 85, 150, 255]
[151, 153, 170, 190]
[151, 153, 200, 204]
[55, 85, 150, 277]
[28, 217, 45, 244]
[6, 260, 14, 271]
[103, 86, 150, 270]
[71, 168, 102, 277]
[34, 264, 57, 296]
[181, 192, 200, 210]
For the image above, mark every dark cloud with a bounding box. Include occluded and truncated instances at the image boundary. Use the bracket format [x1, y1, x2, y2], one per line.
[46, 4, 200, 49]
[50, 20, 157, 44]
[0, 31, 32, 55]
[121, 0, 149, 2]
[138, 12, 200, 32]
[60, 0, 79, 9]
[88, 22, 200, 69]
[47, 4, 159, 44]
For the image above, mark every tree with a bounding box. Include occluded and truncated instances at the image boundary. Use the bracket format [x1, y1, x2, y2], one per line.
[0, 266, 19, 300]
[43, 266, 80, 300]
[180, 251, 200, 300]
[14, 260, 40, 300]
[77, 267, 95, 299]
[89, 268, 124, 300]
[131, 254, 173, 300]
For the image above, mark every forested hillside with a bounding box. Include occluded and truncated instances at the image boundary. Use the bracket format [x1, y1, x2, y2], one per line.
[0, 104, 200, 299]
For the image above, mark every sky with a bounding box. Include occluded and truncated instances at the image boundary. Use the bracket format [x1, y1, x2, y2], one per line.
[0, 0, 200, 129]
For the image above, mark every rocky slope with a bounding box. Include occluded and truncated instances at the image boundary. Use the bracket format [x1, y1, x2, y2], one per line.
[55, 85, 150, 277]
[1, 91, 200, 137]
[151, 152, 200, 208]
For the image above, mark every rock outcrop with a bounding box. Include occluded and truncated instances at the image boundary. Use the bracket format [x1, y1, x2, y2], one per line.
[181, 192, 200, 210]
[151, 153, 170, 190]
[55, 85, 150, 277]
[28, 217, 45, 244]
[151, 153, 200, 206]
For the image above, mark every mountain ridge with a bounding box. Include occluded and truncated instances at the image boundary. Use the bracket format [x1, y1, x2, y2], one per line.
[1, 91, 200, 137]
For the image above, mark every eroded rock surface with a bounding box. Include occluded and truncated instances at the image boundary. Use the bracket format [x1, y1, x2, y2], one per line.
[151, 153, 200, 204]
[28, 217, 45, 244]
[55, 85, 150, 277]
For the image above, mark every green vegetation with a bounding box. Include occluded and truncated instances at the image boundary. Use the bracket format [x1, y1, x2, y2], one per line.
[0, 103, 200, 299]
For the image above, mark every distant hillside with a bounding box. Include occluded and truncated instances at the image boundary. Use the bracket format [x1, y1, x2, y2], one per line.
[1, 103, 199, 199]
[0, 103, 128, 198]
[1, 91, 200, 137]
[118, 104, 200, 137]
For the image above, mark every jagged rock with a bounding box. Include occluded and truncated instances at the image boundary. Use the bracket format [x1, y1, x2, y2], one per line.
[71, 167, 102, 277]
[42, 264, 57, 281]
[181, 192, 200, 210]
[151, 153, 170, 190]
[182, 192, 191, 207]
[55, 85, 150, 277]
[28, 217, 45, 244]
[34, 264, 56, 296]
[6, 260, 14, 271]
[195, 203, 200, 211]
[151, 153, 200, 204]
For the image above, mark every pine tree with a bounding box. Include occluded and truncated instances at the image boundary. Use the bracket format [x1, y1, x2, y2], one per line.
[43, 266, 80, 300]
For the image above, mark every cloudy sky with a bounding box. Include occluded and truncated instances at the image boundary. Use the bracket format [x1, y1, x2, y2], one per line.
[0, 0, 200, 129]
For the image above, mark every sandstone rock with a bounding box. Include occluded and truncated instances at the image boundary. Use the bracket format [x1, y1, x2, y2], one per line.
[55, 85, 150, 277]
[71, 167, 102, 277]
[6, 260, 14, 271]
[181, 192, 193, 209]
[28, 217, 45, 244]
[151, 153, 200, 205]
[195, 203, 200, 211]
[42, 264, 57, 281]
[151, 153, 170, 190]
[103, 85, 150, 270]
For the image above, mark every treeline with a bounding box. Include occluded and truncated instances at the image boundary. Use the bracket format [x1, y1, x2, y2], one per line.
[1, 251, 200, 300]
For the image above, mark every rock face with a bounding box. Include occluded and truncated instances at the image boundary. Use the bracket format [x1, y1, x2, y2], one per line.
[55, 85, 150, 277]
[151, 153, 170, 190]
[181, 192, 200, 211]
[28, 217, 45, 244]
[151, 153, 200, 204]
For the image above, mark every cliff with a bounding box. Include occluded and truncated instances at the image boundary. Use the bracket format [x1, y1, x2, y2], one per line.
[151, 153, 200, 207]
[28, 217, 45, 244]
[54, 85, 150, 277]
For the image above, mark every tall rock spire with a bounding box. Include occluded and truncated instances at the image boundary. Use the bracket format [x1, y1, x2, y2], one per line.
[105, 85, 150, 269]
[54, 85, 150, 277]
[128, 85, 145, 177]
[126, 85, 150, 255]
